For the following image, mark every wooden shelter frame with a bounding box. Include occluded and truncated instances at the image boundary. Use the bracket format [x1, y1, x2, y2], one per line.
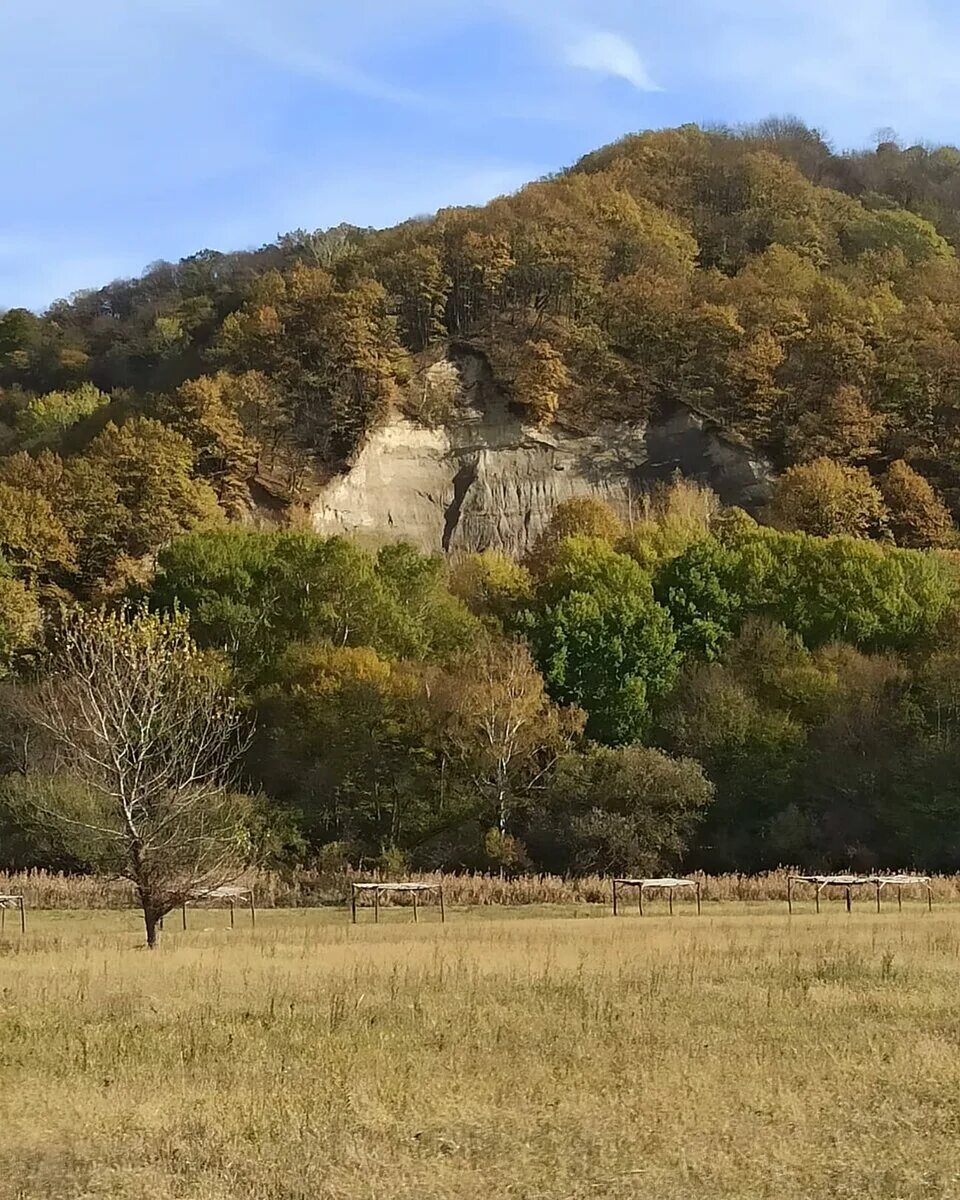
[612, 877, 702, 916]
[178, 885, 256, 930]
[0, 894, 26, 933]
[787, 874, 932, 914]
[350, 881, 445, 924]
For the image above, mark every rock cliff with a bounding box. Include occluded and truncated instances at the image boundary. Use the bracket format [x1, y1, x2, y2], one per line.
[311, 349, 770, 556]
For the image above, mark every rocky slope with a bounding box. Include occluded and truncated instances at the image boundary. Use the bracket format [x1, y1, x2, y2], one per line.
[311, 349, 771, 556]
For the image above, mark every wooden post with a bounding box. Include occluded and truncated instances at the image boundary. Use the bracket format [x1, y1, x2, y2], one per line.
[612, 879, 618, 916]
[20, 897, 25, 934]
[787, 876, 792, 915]
[876, 880, 881, 914]
[249, 890, 256, 928]
[927, 883, 933, 913]
[438, 885, 445, 924]
[897, 885, 902, 913]
[668, 889, 674, 916]
[182, 903, 187, 931]
[229, 900, 235, 929]
[845, 886, 851, 914]
[351, 885, 357, 924]
[696, 880, 702, 916]
[815, 886, 820, 914]
[412, 890, 418, 923]
[374, 887, 380, 924]
[639, 884, 644, 917]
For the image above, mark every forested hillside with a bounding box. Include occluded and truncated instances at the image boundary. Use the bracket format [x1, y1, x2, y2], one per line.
[6, 119, 960, 875]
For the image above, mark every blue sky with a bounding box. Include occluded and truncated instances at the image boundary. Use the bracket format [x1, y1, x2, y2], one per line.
[4, 0, 960, 311]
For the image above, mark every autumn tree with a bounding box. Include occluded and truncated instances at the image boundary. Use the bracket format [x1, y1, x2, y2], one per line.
[512, 339, 569, 426]
[0, 481, 76, 582]
[84, 417, 223, 558]
[159, 373, 257, 514]
[765, 457, 888, 539]
[0, 562, 40, 675]
[449, 550, 533, 625]
[526, 497, 624, 577]
[879, 460, 955, 548]
[252, 643, 443, 858]
[437, 638, 582, 839]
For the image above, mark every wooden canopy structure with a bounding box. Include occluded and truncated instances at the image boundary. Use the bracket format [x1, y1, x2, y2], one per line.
[180, 885, 256, 929]
[350, 881, 445, 924]
[787, 874, 932, 914]
[0, 894, 26, 933]
[612, 877, 701, 916]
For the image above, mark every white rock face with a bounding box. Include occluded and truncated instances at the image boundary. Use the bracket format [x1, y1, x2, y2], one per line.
[310, 350, 771, 557]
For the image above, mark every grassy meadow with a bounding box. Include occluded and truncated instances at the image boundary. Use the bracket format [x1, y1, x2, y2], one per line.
[3, 903, 960, 1199]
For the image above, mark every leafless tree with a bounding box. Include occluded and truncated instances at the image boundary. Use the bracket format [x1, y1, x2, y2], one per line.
[14, 607, 256, 947]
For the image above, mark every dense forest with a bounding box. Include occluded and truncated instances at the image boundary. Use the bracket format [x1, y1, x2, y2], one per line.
[6, 118, 960, 876]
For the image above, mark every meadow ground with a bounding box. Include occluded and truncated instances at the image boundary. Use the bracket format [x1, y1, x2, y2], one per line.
[3, 902, 960, 1199]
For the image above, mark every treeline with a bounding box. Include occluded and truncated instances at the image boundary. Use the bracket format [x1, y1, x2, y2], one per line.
[3, 484, 960, 877]
[9, 122, 960, 542]
[7, 119, 960, 876]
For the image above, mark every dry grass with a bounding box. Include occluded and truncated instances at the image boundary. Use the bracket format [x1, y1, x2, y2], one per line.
[3, 904, 960, 1198]
[5, 867, 960, 909]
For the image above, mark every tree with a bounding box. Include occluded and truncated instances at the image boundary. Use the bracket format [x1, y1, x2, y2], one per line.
[512, 339, 569, 426]
[526, 745, 713, 875]
[529, 498, 624, 571]
[150, 531, 480, 680]
[252, 643, 444, 858]
[84, 418, 223, 558]
[437, 638, 582, 837]
[879, 460, 955, 548]
[526, 537, 678, 743]
[0, 481, 76, 582]
[449, 550, 533, 625]
[618, 478, 719, 571]
[10, 608, 259, 947]
[15, 382, 109, 444]
[783, 385, 885, 464]
[765, 457, 888, 539]
[0, 562, 40, 675]
[159, 373, 257, 515]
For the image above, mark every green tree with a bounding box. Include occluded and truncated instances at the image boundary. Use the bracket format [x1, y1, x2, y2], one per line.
[15, 382, 109, 444]
[525, 537, 678, 743]
[150, 531, 479, 680]
[527, 744, 712, 875]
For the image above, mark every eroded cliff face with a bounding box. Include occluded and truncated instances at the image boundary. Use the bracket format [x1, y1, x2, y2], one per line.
[311, 350, 770, 556]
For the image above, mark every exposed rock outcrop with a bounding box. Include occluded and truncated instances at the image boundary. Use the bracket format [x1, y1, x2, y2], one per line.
[311, 350, 770, 556]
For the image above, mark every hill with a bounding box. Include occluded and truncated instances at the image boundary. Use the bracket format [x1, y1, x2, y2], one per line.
[4, 120, 960, 578]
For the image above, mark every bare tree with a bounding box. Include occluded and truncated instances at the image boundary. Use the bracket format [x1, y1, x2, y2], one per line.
[14, 607, 256, 947]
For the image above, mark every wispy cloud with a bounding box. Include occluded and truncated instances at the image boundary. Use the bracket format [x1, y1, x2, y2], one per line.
[563, 30, 661, 91]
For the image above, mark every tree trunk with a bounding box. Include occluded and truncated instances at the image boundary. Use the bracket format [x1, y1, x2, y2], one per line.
[143, 904, 162, 950]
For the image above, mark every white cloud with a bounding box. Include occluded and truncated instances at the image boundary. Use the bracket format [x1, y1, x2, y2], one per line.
[563, 29, 661, 91]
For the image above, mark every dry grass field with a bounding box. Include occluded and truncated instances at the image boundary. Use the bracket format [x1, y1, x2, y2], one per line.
[3, 903, 960, 1199]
